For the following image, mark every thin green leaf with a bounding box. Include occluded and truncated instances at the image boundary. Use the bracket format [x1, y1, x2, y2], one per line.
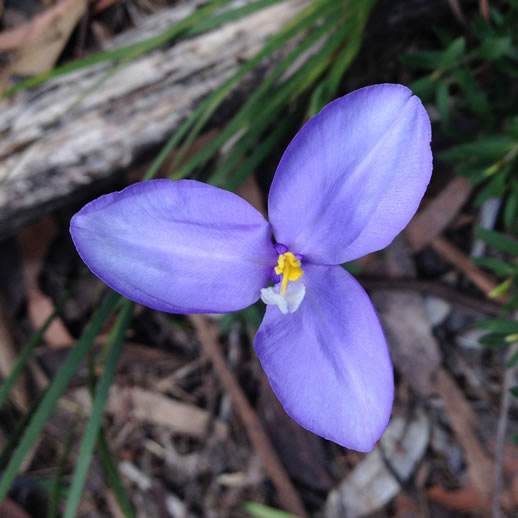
[478, 332, 511, 348]
[48, 415, 79, 518]
[0, 391, 45, 470]
[507, 347, 518, 368]
[97, 431, 135, 518]
[399, 50, 444, 70]
[174, 10, 348, 181]
[475, 227, 518, 255]
[170, 0, 341, 174]
[244, 502, 300, 518]
[0, 291, 120, 503]
[438, 136, 516, 162]
[504, 188, 518, 229]
[489, 278, 513, 298]
[64, 301, 134, 518]
[477, 319, 518, 333]
[479, 36, 512, 60]
[0, 307, 59, 410]
[322, 0, 375, 100]
[452, 67, 490, 116]
[224, 110, 299, 190]
[473, 257, 515, 276]
[510, 386, 518, 397]
[474, 165, 510, 206]
[408, 76, 438, 101]
[439, 37, 465, 68]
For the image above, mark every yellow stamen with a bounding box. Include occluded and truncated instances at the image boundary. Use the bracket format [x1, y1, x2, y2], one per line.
[274, 252, 303, 295]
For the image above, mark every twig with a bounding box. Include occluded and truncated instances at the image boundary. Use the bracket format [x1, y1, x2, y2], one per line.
[492, 341, 518, 518]
[359, 277, 502, 316]
[436, 369, 494, 506]
[431, 236, 510, 303]
[189, 315, 308, 518]
[480, 0, 490, 20]
[447, 0, 467, 25]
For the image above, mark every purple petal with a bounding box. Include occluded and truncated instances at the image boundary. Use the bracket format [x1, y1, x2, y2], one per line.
[268, 84, 432, 264]
[70, 179, 276, 313]
[255, 264, 393, 451]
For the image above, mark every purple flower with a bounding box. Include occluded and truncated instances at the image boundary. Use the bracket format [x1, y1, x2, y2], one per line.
[70, 84, 432, 451]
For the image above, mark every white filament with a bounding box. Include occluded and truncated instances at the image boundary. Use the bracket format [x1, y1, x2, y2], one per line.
[260, 280, 306, 314]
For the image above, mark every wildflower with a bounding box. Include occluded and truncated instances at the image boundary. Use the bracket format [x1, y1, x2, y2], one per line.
[70, 84, 432, 451]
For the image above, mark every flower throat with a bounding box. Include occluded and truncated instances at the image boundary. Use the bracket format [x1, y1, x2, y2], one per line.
[275, 252, 303, 294]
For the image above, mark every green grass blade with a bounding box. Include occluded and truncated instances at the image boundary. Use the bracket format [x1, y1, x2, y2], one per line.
[0, 288, 72, 410]
[0, 291, 120, 503]
[314, 0, 376, 109]
[96, 431, 135, 518]
[62, 0, 290, 113]
[210, 103, 302, 188]
[141, 0, 336, 183]
[48, 415, 79, 518]
[226, 112, 298, 190]
[0, 391, 45, 470]
[172, 10, 345, 181]
[64, 301, 134, 518]
[83, 334, 136, 518]
[244, 502, 300, 518]
[170, 0, 339, 172]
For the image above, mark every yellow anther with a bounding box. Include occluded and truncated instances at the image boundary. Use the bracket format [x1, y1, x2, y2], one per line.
[274, 252, 303, 295]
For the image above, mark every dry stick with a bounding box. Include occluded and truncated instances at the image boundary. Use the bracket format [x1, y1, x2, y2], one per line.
[359, 277, 502, 316]
[430, 236, 509, 303]
[446, 0, 467, 25]
[480, 0, 490, 20]
[492, 341, 518, 518]
[436, 369, 494, 506]
[189, 314, 308, 518]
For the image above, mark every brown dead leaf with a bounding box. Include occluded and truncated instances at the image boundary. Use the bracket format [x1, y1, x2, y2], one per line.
[427, 482, 489, 514]
[74, 385, 229, 439]
[17, 217, 74, 348]
[0, 0, 85, 51]
[27, 289, 74, 348]
[0, 499, 31, 518]
[18, 216, 57, 290]
[405, 176, 472, 252]
[0, 0, 87, 92]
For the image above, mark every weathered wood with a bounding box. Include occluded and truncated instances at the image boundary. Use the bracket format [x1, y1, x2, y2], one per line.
[0, 0, 307, 238]
[0, 0, 460, 239]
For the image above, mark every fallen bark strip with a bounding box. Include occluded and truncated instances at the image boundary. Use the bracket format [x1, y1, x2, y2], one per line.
[0, 0, 308, 239]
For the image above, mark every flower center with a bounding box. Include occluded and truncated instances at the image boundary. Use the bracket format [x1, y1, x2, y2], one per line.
[275, 252, 304, 295]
